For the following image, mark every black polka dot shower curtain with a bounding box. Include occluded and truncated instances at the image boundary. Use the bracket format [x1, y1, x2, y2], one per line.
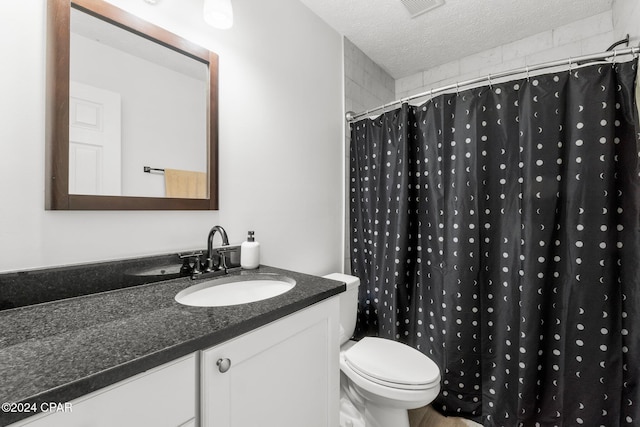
[349, 59, 639, 426]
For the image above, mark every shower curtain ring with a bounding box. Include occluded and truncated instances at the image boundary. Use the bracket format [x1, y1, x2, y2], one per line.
[569, 57, 573, 71]
[525, 65, 530, 81]
[488, 74, 493, 89]
[456, 82, 460, 96]
[612, 50, 617, 67]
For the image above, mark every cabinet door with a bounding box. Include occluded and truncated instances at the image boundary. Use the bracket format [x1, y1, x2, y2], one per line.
[12, 354, 196, 427]
[201, 298, 340, 427]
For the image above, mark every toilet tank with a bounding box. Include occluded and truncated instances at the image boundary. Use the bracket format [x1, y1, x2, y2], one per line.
[323, 273, 360, 345]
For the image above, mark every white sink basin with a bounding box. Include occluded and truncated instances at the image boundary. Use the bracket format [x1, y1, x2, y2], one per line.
[175, 274, 296, 307]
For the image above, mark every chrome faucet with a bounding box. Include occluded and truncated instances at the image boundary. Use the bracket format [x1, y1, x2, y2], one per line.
[206, 225, 229, 271]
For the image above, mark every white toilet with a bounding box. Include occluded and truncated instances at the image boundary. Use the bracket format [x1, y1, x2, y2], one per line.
[324, 273, 441, 427]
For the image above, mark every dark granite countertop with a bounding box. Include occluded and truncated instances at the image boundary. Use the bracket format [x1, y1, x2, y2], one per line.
[0, 265, 345, 426]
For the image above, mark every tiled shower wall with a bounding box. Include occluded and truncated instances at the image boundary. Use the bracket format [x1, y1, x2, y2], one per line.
[395, 10, 618, 100]
[344, 38, 396, 115]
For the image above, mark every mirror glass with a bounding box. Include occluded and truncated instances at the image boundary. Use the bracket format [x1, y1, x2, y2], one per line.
[70, 8, 208, 198]
[46, 0, 219, 210]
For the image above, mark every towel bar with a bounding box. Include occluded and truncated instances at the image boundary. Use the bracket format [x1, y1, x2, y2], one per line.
[144, 166, 165, 173]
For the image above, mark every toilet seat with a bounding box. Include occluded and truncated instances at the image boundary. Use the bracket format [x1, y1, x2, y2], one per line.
[343, 337, 440, 391]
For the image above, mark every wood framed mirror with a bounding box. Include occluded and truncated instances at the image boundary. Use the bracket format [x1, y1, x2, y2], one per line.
[45, 0, 219, 210]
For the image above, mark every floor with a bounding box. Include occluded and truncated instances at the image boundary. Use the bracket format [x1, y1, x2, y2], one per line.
[409, 406, 483, 427]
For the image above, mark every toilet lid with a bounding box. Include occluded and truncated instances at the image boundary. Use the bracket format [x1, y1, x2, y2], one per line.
[344, 337, 440, 389]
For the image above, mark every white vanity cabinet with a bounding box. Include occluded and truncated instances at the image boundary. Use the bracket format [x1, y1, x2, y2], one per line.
[201, 297, 340, 427]
[8, 297, 340, 427]
[10, 354, 197, 427]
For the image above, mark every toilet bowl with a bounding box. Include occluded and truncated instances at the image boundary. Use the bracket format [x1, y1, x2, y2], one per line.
[324, 273, 441, 427]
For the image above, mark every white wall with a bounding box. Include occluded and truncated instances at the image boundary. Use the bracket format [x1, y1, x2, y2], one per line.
[0, 0, 344, 275]
[613, 0, 640, 45]
[396, 11, 617, 100]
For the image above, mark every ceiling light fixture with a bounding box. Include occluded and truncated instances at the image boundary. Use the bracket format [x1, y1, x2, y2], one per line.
[203, 0, 234, 29]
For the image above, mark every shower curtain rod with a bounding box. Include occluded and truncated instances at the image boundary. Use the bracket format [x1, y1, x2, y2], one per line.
[345, 45, 640, 122]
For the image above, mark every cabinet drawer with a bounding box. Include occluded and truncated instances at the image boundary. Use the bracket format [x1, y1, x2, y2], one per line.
[11, 354, 197, 427]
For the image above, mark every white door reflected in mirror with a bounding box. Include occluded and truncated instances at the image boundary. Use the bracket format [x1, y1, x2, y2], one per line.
[69, 82, 122, 196]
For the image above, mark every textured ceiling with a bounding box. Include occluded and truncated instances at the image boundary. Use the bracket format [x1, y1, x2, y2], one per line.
[298, 0, 613, 79]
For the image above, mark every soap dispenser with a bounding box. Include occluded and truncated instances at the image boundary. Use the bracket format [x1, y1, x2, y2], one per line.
[241, 231, 260, 269]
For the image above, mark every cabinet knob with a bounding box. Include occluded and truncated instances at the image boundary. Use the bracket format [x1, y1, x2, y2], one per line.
[216, 358, 231, 373]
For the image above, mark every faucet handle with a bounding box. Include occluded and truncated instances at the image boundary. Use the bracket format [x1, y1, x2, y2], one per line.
[178, 251, 203, 260]
[192, 255, 203, 275]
